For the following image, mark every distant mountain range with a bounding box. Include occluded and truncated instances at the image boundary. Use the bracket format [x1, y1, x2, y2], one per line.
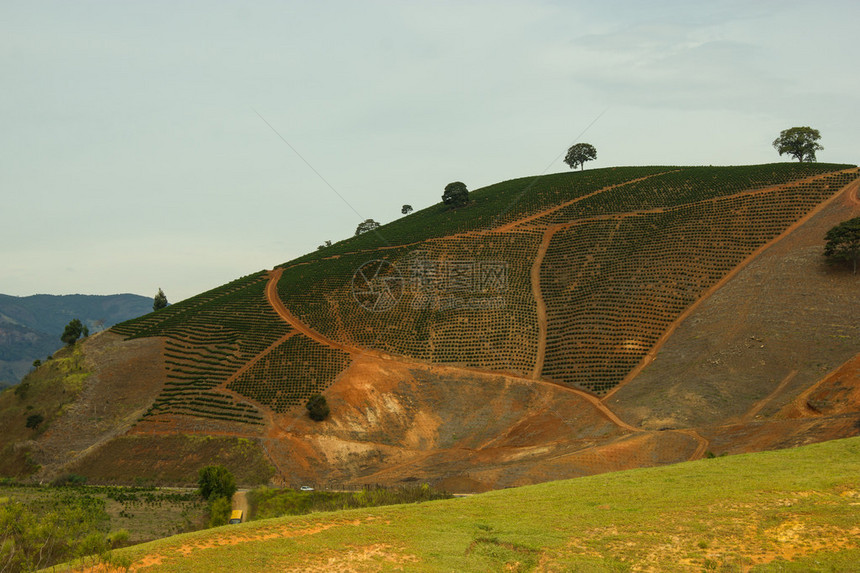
[0, 293, 153, 386]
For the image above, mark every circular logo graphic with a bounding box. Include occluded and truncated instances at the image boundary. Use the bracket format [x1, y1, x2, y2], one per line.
[351, 260, 404, 312]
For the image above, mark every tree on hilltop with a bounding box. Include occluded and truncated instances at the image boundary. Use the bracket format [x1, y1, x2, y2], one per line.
[772, 126, 823, 162]
[564, 143, 597, 171]
[60, 319, 88, 346]
[153, 288, 169, 311]
[442, 182, 469, 208]
[401, 204, 413, 215]
[824, 216, 860, 274]
[355, 219, 381, 236]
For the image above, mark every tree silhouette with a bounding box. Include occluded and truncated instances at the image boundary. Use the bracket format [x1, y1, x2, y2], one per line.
[773, 127, 823, 162]
[442, 182, 469, 208]
[153, 288, 169, 311]
[564, 143, 597, 171]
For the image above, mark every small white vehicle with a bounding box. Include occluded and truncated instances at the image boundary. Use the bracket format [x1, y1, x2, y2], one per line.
[299, 485, 314, 492]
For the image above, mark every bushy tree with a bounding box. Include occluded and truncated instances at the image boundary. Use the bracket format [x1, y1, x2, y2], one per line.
[306, 393, 330, 421]
[25, 413, 43, 429]
[564, 143, 597, 171]
[60, 319, 86, 346]
[208, 496, 233, 528]
[772, 126, 823, 162]
[317, 240, 332, 250]
[153, 288, 168, 311]
[0, 495, 111, 571]
[824, 216, 860, 274]
[401, 204, 413, 215]
[197, 465, 237, 502]
[355, 219, 381, 236]
[442, 182, 469, 208]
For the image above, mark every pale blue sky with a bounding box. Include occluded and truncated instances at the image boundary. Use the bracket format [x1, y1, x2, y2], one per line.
[2, 0, 858, 301]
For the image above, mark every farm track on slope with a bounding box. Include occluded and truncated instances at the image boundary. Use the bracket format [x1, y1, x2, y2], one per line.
[265, 252, 652, 451]
[265, 267, 645, 435]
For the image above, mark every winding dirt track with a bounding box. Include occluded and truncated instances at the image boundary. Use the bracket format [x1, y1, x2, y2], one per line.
[741, 370, 798, 422]
[265, 269, 353, 354]
[530, 228, 554, 379]
[263, 268, 643, 436]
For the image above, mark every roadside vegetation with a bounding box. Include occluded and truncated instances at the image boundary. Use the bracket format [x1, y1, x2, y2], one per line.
[196, 465, 237, 527]
[246, 483, 453, 520]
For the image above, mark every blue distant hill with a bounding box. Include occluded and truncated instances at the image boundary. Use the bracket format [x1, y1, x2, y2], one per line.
[0, 293, 153, 386]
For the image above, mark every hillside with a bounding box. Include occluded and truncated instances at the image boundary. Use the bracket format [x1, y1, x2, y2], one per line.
[0, 293, 152, 386]
[83, 436, 860, 572]
[1, 163, 859, 490]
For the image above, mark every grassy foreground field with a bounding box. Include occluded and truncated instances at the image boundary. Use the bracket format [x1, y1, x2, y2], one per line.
[90, 437, 860, 572]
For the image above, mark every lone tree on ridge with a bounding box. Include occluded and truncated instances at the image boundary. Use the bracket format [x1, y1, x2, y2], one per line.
[772, 126, 823, 162]
[442, 182, 469, 208]
[824, 216, 860, 274]
[153, 288, 168, 311]
[564, 143, 597, 171]
[401, 204, 413, 215]
[355, 219, 381, 236]
[60, 319, 88, 346]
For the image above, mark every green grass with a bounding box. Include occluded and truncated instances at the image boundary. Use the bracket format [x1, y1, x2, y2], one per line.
[96, 436, 860, 572]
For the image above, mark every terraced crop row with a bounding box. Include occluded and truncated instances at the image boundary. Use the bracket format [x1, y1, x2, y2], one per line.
[543, 163, 848, 224]
[145, 390, 264, 425]
[278, 231, 542, 375]
[112, 272, 267, 339]
[228, 335, 351, 413]
[287, 167, 673, 266]
[276, 164, 856, 395]
[114, 163, 857, 418]
[114, 273, 293, 424]
[540, 169, 858, 393]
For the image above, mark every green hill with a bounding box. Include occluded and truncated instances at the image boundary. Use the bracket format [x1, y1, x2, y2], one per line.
[94, 435, 860, 572]
[2, 162, 859, 492]
[114, 163, 857, 410]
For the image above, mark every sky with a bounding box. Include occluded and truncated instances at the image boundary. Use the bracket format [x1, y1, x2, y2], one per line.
[2, 0, 858, 302]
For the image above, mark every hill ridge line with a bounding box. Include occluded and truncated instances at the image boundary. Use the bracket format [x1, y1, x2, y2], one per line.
[494, 170, 679, 233]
